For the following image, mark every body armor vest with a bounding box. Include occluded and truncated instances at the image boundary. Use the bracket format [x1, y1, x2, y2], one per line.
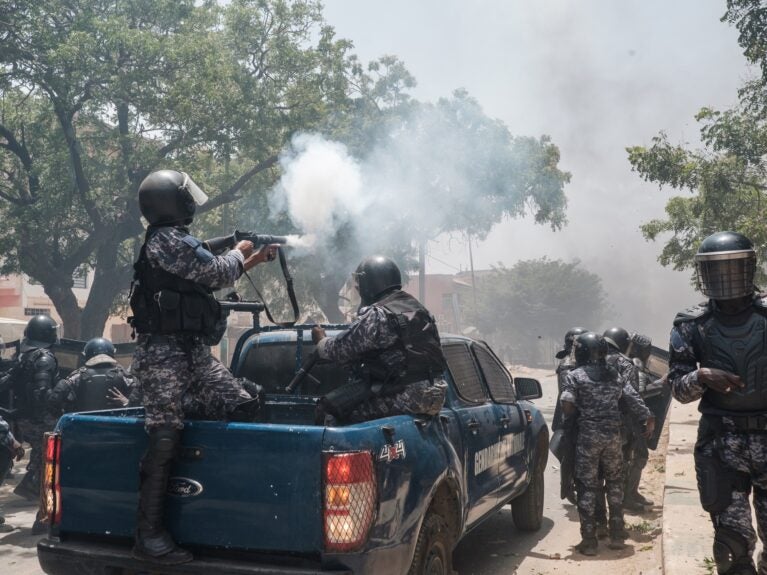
[75, 366, 129, 412]
[363, 290, 446, 385]
[129, 227, 221, 337]
[696, 306, 767, 414]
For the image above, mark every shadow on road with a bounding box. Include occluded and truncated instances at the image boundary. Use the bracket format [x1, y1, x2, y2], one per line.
[452, 508, 555, 574]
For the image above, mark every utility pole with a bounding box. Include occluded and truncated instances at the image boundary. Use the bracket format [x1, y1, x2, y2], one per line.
[468, 236, 477, 312]
[418, 239, 426, 303]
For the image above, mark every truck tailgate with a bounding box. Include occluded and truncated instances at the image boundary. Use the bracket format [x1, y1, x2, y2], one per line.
[57, 413, 325, 553]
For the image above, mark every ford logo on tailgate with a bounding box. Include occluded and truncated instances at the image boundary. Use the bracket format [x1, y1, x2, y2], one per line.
[167, 477, 204, 497]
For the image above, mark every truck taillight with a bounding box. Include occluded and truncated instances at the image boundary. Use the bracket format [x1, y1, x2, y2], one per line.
[323, 451, 376, 552]
[40, 433, 61, 526]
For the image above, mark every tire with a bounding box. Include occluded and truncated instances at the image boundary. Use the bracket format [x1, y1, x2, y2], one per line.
[408, 511, 453, 575]
[512, 450, 545, 532]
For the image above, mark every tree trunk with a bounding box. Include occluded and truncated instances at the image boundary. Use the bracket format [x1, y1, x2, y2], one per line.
[80, 239, 134, 339]
[43, 281, 82, 339]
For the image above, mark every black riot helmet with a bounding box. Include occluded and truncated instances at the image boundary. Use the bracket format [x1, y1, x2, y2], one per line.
[603, 327, 630, 354]
[353, 256, 403, 306]
[138, 170, 209, 226]
[555, 327, 587, 359]
[694, 231, 756, 300]
[573, 332, 609, 366]
[83, 337, 116, 361]
[23, 315, 59, 348]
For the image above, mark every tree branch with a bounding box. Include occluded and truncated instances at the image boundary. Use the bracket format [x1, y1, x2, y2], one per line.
[199, 154, 278, 213]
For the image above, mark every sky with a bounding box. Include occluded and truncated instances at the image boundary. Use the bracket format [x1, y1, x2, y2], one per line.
[322, 0, 750, 344]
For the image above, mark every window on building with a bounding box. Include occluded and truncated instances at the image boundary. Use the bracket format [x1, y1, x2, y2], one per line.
[24, 308, 51, 316]
[72, 267, 88, 289]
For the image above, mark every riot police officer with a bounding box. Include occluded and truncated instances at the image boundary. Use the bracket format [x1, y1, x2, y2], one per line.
[3, 315, 59, 504]
[311, 256, 447, 423]
[669, 231, 767, 575]
[0, 414, 24, 532]
[48, 338, 136, 414]
[552, 327, 587, 506]
[560, 332, 654, 555]
[129, 169, 277, 564]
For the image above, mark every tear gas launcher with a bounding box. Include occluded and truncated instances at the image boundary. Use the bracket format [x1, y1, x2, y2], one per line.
[203, 231, 289, 254]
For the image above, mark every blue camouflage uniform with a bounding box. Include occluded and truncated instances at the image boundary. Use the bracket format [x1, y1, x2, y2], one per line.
[670, 296, 767, 574]
[130, 227, 252, 430]
[316, 294, 447, 423]
[560, 364, 651, 538]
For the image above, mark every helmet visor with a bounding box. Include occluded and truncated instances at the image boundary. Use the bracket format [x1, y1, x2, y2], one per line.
[695, 250, 756, 300]
[180, 172, 208, 206]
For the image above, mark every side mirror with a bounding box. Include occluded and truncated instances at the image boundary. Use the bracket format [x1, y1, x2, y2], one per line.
[514, 377, 542, 401]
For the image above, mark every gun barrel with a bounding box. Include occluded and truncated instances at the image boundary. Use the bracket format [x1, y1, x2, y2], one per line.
[240, 233, 289, 246]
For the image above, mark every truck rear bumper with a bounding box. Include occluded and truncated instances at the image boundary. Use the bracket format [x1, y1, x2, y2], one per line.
[38, 538, 352, 575]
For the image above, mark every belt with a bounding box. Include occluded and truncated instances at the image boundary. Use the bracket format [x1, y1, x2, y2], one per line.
[728, 414, 767, 432]
[138, 334, 202, 346]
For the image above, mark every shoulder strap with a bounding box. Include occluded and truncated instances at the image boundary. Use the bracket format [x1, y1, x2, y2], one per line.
[673, 301, 711, 326]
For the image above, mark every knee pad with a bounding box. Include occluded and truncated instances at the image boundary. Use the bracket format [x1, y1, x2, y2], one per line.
[714, 526, 750, 574]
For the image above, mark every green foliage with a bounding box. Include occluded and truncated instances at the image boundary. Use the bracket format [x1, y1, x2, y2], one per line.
[628, 4, 767, 283]
[0, 0, 366, 336]
[470, 258, 607, 360]
[0, 0, 570, 332]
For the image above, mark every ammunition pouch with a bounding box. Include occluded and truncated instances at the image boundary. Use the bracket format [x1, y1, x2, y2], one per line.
[318, 381, 374, 421]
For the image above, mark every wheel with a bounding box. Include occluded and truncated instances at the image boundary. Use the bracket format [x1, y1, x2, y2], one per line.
[512, 452, 545, 531]
[408, 511, 453, 575]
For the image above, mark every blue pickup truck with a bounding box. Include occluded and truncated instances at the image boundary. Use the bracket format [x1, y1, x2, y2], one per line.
[36, 322, 548, 575]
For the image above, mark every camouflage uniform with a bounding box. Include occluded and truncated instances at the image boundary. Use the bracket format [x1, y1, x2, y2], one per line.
[316, 300, 447, 423]
[670, 303, 767, 574]
[48, 354, 138, 414]
[560, 364, 651, 538]
[0, 415, 18, 529]
[131, 227, 251, 430]
[0, 415, 16, 481]
[11, 347, 58, 501]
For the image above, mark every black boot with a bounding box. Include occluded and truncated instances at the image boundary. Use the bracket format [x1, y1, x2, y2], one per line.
[624, 464, 653, 508]
[133, 427, 192, 565]
[576, 524, 598, 556]
[608, 516, 628, 550]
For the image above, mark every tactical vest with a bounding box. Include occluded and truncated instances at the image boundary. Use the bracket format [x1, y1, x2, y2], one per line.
[362, 290, 446, 386]
[129, 227, 222, 338]
[74, 366, 129, 412]
[694, 304, 767, 414]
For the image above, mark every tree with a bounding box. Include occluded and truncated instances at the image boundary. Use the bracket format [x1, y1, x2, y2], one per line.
[470, 258, 607, 361]
[627, 1, 767, 280]
[0, 0, 363, 337]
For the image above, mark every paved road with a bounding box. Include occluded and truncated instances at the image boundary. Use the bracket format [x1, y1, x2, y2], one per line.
[1, 368, 665, 575]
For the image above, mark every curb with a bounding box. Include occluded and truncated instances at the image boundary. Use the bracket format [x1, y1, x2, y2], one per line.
[662, 400, 711, 575]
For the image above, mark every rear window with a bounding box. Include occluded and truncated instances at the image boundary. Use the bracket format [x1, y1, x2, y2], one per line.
[238, 339, 350, 395]
[473, 345, 516, 403]
[443, 343, 488, 403]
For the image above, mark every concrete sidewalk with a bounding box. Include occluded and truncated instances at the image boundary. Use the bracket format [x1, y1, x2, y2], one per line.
[662, 400, 712, 575]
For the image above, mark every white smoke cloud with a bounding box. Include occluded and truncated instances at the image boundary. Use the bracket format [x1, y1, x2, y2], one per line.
[271, 133, 365, 251]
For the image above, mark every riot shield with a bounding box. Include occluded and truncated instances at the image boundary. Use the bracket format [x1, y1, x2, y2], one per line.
[643, 345, 671, 450]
